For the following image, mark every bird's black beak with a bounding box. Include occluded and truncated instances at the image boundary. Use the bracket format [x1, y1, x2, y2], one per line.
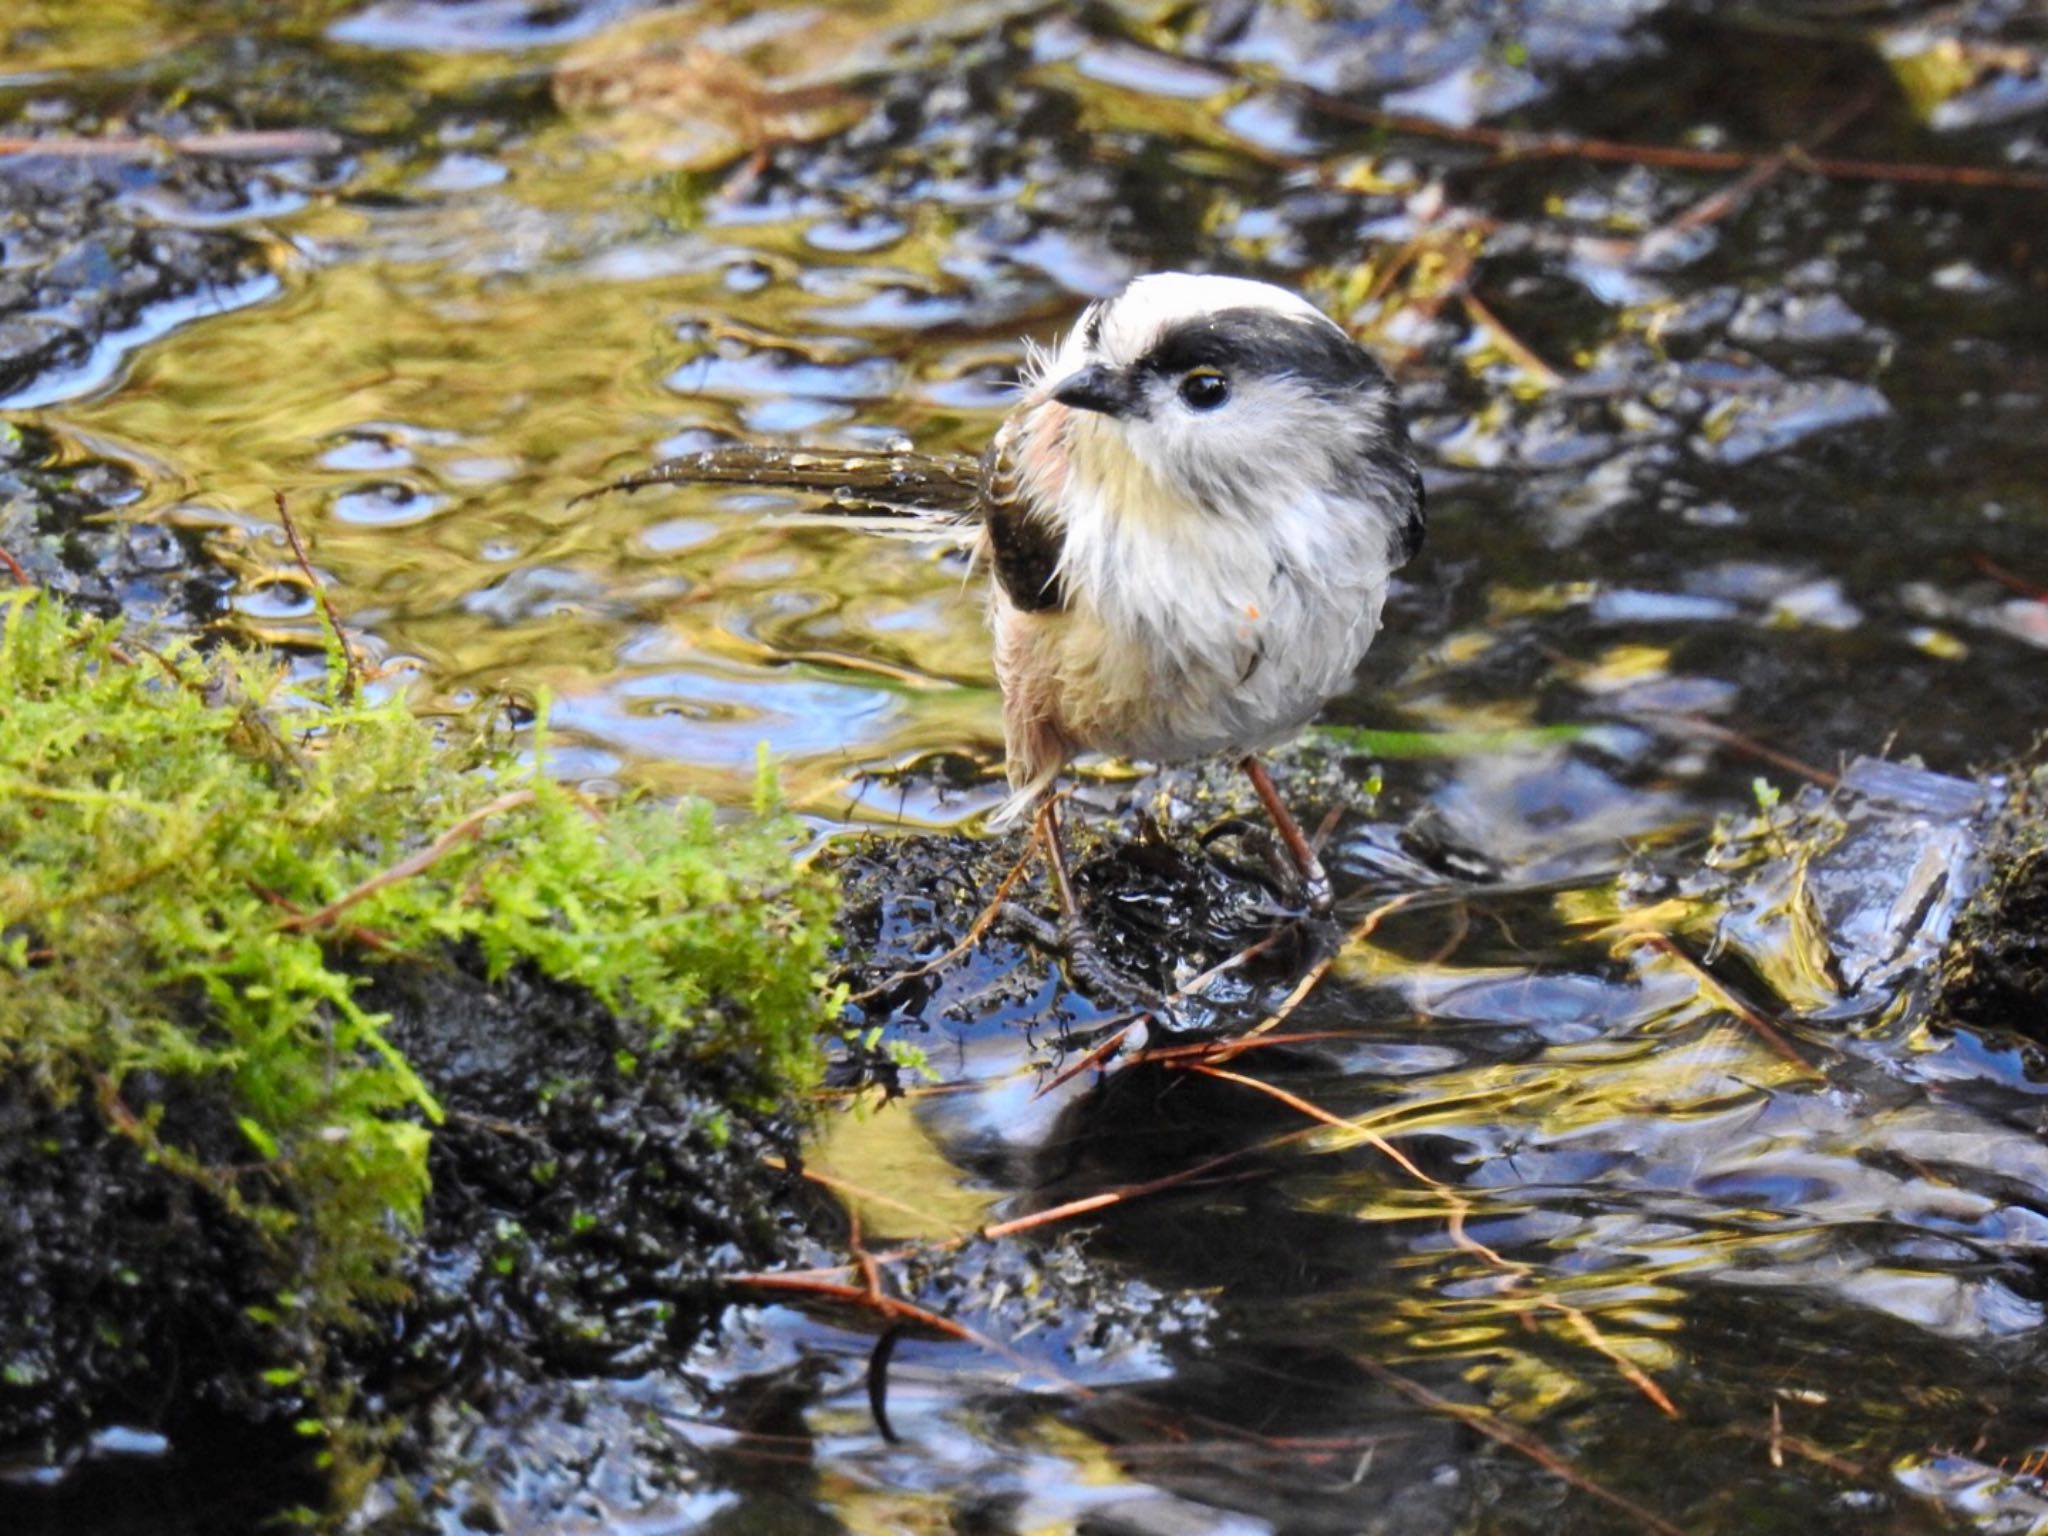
[1051, 365, 1141, 419]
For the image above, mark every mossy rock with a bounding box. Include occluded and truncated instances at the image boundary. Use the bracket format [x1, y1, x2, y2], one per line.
[0, 591, 836, 1493]
[1938, 765, 2048, 1042]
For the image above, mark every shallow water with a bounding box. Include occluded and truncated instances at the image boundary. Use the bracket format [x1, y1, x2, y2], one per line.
[6, 0, 2048, 1531]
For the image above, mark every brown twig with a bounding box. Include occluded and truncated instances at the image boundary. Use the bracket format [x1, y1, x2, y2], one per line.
[1540, 1299, 1680, 1419]
[777, 649, 954, 688]
[248, 880, 399, 952]
[1210, 887, 1432, 1060]
[1032, 1019, 1142, 1100]
[1298, 90, 2048, 193]
[1971, 550, 2048, 604]
[1182, 1063, 1460, 1201]
[847, 824, 1043, 1005]
[1175, 1065, 1529, 1271]
[731, 1273, 990, 1348]
[734, 1130, 1307, 1277]
[1729, 1421, 1869, 1480]
[727, 1273, 1084, 1392]
[1648, 89, 1876, 245]
[1627, 711, 1841, 789]
[1185, 1060, 1347, 1127]
[1351, 1356, 1689, 1536]
[574, 444, 981, 514]
[279, 789, 536, 932]
[273, 491, 361, 701]
[1170, 926, 1291, 999]
[1128, 1029, 1363, 1068]
[1627, 932, 1825, 1079]
[979, 1134, 1310, 1241]
[1183, 1064, 1680, 1417]
[1459, 290, 1565, 387]
[0, 545, 30, 586]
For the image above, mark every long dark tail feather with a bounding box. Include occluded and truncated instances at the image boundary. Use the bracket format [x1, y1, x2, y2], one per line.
[573, 446, 984, 527]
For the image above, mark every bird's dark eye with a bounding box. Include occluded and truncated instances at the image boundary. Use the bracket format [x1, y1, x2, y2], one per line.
[1179, 370, 1230, 411]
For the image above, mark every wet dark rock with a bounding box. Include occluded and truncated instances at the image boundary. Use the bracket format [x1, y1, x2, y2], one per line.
[1190, 0, 1669, 102]
[1804, 758, 1991, 998]
[0, 421, 230, 629]
[369, 954, 808, 1405]
[0, 1088, 296, 1478]
[1938, 763, 2048, 1047]
[2, 951, 808, 1516]
[1629, 755, 1993, 1026]
[830, 750, 1372, 1052]
[0, 132, 277, 408]
[1694, 375, 1892, 465]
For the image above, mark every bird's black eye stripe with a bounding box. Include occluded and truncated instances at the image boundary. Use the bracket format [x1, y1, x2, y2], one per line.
[1142, 307, 1388, 405]
[1179, 370, 1230, 410]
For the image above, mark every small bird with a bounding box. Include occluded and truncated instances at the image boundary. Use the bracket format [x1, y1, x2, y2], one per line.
[977, 274, 1423, 910]
[595, 273, 1423, 998]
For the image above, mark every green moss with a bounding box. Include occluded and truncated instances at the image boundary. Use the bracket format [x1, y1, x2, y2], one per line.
[0, 588, 834, 1343]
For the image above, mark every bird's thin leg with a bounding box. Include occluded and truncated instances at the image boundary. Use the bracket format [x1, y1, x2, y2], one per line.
[1029, 796, 1175, 1019]
[1037, 795, 1084, 926]
[1241, 755, 1334, 914]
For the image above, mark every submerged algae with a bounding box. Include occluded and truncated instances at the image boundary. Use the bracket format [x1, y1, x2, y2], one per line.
[0, 589, 835, 1482]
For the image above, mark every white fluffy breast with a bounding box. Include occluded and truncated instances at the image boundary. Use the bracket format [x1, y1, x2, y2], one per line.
[1042, 426, 1394, 763]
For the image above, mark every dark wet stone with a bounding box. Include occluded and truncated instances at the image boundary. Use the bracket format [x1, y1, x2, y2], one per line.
[0, 435, 227, 631]
[368, 953, 807, 1402]
[1803, 758, 1990, 997]
[1727, 290, 1880, 350]
[1938, 765, 2048, 1046]
[0, 317, 85, 398]
[3, 950, 807, 1513]
[0, 1087, 297, 1469]
[1841, 756, 1989, 820]
[1191, 0, 1668, 101]
[1697, 377, 1891, 466]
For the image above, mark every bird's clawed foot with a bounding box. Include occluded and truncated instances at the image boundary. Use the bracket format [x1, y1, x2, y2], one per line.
[1001, 774, 1343, 1026]
[1241, 755, 1335, 916]
[1005, 798, 1191, 1027]
[999, 900, 1179, 1022]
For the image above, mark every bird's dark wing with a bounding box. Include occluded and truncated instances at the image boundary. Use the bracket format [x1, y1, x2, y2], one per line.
[978, 427, 1066, 612]
[1397, 459, 1426, 565]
